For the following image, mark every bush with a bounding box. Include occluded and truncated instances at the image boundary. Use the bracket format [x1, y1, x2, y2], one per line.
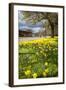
[19, 37, 58, 79]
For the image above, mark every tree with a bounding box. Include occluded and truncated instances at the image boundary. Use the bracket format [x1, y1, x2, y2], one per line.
[20, 11, 58, 38]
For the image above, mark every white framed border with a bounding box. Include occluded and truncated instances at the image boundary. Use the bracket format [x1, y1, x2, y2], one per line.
[13, 4, 64, 86]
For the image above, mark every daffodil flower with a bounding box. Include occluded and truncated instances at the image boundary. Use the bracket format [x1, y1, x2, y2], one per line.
[32, 73, 37, 78]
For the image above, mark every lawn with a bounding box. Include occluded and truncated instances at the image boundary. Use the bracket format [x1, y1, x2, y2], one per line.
[19, 37, 58, 79]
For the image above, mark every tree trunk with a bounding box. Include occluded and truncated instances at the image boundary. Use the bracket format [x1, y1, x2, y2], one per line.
[51, 23, 54, 38]
[48, 18, 54, 38]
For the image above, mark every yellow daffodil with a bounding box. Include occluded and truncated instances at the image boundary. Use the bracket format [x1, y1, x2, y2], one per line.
[24, 70, 31, 76]
[43, 72, 47, 77]
[45, 68, 49, 73]
[45, 62, 48, 66]
[32, 73, 37, 78]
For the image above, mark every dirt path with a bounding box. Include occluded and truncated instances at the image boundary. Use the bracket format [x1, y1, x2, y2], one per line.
[19, 37, 48, 42]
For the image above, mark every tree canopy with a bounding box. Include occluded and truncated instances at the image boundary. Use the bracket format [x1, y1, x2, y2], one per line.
[20, 11, 58, 37]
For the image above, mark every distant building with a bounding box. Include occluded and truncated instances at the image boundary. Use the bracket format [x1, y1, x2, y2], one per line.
[19, 29, 32, 37]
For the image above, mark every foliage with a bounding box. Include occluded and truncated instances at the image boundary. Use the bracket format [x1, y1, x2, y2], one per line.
[20, 11, 58, 37]
[22, 11, 58, 25]
[19, 37, 58, 79]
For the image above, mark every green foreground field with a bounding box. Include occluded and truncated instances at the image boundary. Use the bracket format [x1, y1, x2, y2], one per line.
[19, 37, 58, 79]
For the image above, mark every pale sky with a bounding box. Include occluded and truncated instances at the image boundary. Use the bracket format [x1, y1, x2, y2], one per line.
[18, 11, 46, 33]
